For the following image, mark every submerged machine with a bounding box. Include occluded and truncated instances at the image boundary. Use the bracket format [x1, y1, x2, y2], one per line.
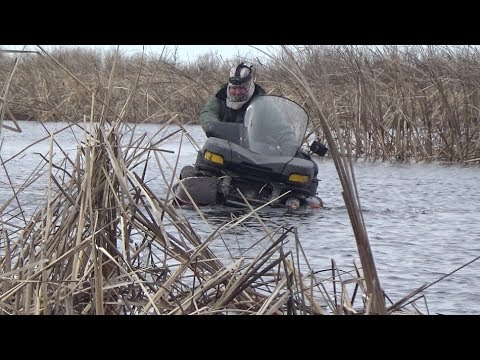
[173, 95, 327, 209]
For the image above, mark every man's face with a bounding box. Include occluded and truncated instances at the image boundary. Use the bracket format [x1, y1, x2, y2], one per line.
[228, 85, 248, 98]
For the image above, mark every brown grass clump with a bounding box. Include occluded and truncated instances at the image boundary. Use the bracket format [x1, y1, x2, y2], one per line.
[264, 45, 480, 163]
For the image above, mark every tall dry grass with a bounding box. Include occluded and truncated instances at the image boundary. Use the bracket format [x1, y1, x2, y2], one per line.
[2, 45, 480, 163]
[268, 45, 480, 163]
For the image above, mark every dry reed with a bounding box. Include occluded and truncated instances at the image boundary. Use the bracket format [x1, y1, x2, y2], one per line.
[2, 45, 480, 162]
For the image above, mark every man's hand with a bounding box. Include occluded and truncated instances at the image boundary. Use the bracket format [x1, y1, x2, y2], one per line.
[300, 143, 311, 155]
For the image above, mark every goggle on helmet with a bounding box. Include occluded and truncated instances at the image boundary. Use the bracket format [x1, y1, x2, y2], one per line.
[229, 63, 253, 85]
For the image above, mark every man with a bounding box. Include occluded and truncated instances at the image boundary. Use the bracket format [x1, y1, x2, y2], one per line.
[199, 62, 266, 130]
[199, 61, 320, 177]
[199, 62, 298, 149]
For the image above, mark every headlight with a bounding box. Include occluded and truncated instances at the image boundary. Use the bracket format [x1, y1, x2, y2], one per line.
[288, 173, 309, 184]
[204, 150, 224, 165]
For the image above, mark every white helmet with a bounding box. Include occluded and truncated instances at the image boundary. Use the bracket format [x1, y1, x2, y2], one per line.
[226, 62, 255, 110]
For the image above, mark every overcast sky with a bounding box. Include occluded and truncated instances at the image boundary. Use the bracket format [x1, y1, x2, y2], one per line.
[2, 45, 280, 63]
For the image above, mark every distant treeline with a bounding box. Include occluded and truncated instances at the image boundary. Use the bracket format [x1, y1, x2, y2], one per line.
[1, 45, 480, 162]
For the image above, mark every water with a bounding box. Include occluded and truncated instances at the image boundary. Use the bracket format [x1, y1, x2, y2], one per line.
[1, 121, 479, 315]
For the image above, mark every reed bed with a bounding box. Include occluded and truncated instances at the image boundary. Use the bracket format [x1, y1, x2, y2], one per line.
[262, 45, 480, 163]
[4, 45, 479, 162]
[0, 45, 462, 315]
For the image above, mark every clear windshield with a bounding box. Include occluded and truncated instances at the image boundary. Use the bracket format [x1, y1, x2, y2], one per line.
[243, 96, 308, 156]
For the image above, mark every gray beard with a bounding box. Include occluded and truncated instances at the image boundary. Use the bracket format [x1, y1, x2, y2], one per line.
[226, 98, 247, 110]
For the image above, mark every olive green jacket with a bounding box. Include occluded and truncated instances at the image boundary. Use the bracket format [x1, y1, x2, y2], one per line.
[199, 83, 266, 130]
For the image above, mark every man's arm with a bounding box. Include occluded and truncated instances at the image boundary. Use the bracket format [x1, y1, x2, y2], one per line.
[199, 96, 222, 130]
